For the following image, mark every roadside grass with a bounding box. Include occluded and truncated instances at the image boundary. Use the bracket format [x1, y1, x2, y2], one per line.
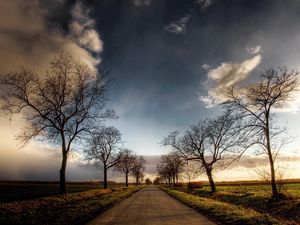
[190, 184, 300, 224]
[0, 186, 142, 225]
[169, 183, 300, 224]
[163, 188, 282, 225]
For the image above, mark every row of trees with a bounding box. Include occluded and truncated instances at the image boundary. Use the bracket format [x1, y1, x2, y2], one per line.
[157, 153, 201, 186]
[161, 68, 299, 199]
[85, 127, 146, 188]
[0, 53, 146, 193]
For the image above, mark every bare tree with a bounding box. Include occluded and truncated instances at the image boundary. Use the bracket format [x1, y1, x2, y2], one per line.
[163, 111, 248, 192]
[85, 127, 121, 189]
[157, 152, 184, 186]
[182, 161, 201, 183]
[131, 156, 146, 185]
[224, 68, 298, 199]
[115, 149, 137, 187]
[0, 53, 115, 194]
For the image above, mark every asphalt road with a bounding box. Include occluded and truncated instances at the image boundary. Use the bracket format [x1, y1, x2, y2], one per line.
[87, 186, 215, 225]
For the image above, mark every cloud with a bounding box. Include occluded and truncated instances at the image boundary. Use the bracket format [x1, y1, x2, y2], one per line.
[69, 2, 103, 53]
[131, 0, 152, 7]
[202, 64, 211, 70]
[246, 45, 261, 54]
[0, 0, 102, 74]
[199, 55, 262, 107]
[195, 0, 215, 12]
[165, 15, 191, 34]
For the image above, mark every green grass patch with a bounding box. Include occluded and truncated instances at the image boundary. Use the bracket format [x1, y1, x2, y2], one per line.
[163, 188, 282, 225]
[0, 186, 142, 225]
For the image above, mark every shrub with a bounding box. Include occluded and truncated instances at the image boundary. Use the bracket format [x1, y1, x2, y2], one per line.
[174, 183, 183, 187]
[187, 182, 203, 190]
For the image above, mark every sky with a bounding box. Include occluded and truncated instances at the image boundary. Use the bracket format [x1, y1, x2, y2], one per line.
[0, 0, 300, 182]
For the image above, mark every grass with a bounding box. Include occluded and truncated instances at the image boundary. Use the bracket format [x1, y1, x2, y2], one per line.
[163, 188, 281, 225]
[0, 181, 125, 202]
[166, 183, 300, 224]
[0, 186, 142, 225]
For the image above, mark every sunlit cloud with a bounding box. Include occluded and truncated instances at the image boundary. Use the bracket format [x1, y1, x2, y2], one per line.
[199, 55, 262, 107]
[69, 2, 103, 54]
[0, 0, 101, 74]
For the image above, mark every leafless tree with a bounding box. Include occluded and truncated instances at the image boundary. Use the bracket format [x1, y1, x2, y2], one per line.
[163, 111, 248, 192]
[224, 68, 298, 199]
[85, 126, 121, 189]
[0, 53, 115, 194]
[131, 156, 146, 185]
[115, 149, 137, 187]
[157, 152, 184, 186]
[182, 161, 202, 183]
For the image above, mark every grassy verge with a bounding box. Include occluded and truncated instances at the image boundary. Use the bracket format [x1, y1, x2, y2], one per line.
[0, 186, 142, 225]
[173, 184, 300, 224]
[163, 188, 282, 225]
[191, 189, 300, 224]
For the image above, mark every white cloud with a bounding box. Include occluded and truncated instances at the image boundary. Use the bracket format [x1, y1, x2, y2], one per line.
[69, 2, 103, 53]
[165, 15, 191, 34]
[246, 45, 261, 54]
[202, 64, 211, 70]
[199, 55, 262, 107]
[131, 0, 152, 7]
[195, 0, 215, 12]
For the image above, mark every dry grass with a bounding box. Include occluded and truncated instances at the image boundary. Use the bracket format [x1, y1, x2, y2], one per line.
[0, 186, 142, 225]
[163, 188, 283, 225]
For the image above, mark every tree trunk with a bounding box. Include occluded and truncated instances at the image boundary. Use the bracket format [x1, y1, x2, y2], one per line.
[125, 172, 128, 187]
[136, 176, 138, 185]
[265, 113, 279, 199]
[60, 150, 68, 194]
[205, 166, 216, 192]
[103, 166, 108, 189]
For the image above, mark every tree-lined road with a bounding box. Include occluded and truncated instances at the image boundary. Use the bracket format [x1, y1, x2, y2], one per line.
[87, 186, 215, 225]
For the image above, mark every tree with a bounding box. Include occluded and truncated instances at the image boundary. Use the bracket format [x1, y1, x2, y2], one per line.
[163, 111, 248, 192]
[224, 68, 298, 199]
[153, 177, 161, 185]
[145, 178, 152, 184]
[157, 152, 184, 186]
[182, 161, 201, 183]
[131, 156, 146, 185]
[0, 53, 115, 194]
[85, 127, 121, 189]
[115, 149, 136, 187]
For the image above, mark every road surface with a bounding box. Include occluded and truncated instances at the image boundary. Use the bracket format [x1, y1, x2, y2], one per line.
[87, 186, 215, 225]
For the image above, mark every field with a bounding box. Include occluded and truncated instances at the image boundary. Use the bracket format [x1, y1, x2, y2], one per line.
[0, 182, 142, 225]
[0, 181, 125, 202]
[163, 181, 300, 224]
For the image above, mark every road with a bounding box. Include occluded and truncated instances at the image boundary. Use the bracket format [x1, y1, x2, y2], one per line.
[87, 186, 215, 225]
